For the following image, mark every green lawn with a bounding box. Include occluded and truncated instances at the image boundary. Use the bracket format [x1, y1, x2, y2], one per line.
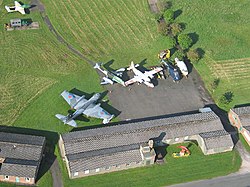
[0, 0, 248, 186]
[42, 0, 174, 68]
[58, 142, 241, 187]
[171, 0, 250, 110]
[239, 134, 250, 153]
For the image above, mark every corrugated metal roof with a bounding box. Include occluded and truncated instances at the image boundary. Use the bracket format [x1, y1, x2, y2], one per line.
[62, 112, 219, 142]
[0, 162, 37, 178]
[0, 132, 45, 178]
[67, 143, 141, 161]
[0, 132, 45, 146]
[69, 149, 142, 172]
[232, 106, 250, 116]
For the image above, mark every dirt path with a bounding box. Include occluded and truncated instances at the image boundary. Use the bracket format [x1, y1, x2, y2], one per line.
[148, 0, 159, 13]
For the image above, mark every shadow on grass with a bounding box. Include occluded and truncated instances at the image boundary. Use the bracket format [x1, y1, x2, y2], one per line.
[174, 9, 182, 19]
[0, 125, 59, 182]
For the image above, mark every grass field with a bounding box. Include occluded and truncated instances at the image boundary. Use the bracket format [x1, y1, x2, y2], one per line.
[42, 0, 174, 68]
[57, 142, 241, 187]
[171, 0, 250, 110]
[0, 0, 249, 186]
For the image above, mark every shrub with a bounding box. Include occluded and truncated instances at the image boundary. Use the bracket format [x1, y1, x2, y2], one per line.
[187, 48, 200, 63]
[157, 21, 168, 35]
[211, 78, 220, 91]
[169, 22, 183, 37]
[163, 9, 174, 23]
[155, 13, 163, 22]
[157, 0, 172, 12]
[171, 49, 185, 60]
[177, 34, 193, 50]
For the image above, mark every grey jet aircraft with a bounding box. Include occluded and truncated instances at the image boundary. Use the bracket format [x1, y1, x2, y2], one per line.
[55, 90, 114, 127]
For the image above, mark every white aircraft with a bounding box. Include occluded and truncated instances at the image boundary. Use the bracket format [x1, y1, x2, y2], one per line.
[5, 1, 30, 15]
[174, 58, 188, 77]
[125, 61, 163, 88]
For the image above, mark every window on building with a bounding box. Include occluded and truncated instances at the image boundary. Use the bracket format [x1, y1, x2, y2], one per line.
[84, 170, 89, 174]
[73, 172, 78, 177]
[106, 166, 111, 170]
[25, 177, 30, 182]
[96, 168, 100, 172]
[4, 175, 9, 180]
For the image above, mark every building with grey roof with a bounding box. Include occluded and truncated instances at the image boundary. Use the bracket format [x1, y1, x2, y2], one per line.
[229, 106, 250, 145]
[59, 109, 234, 179]
[0, 132, 45, 185]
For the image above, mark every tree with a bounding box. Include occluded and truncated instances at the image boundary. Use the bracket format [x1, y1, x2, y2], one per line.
[220, 91, 234, 105]
[187, 48, 200, 63]
[210, 78, 220, 92]
[163, 9, 174, 23]
[177, 34, 193, 50]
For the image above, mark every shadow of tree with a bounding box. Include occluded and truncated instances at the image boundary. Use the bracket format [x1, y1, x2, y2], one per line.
[174, 9, 182, 19]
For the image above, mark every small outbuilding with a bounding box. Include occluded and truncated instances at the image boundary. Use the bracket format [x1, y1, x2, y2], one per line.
[0, 132, 45, 185]
[229, 106, 250, 146]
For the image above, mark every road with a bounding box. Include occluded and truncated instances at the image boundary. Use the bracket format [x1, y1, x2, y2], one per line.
[170, 173, 250, 187]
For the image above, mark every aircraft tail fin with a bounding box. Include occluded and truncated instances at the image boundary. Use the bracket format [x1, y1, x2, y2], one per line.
[15, 1, 21, 7]
[103, 115, 114, 124]
[94, 63, 100, 69]
[127, 61, 135, 71]
[55, 114, 77, 127]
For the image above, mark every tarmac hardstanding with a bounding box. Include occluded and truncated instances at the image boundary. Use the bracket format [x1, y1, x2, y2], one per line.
[106, 68, 214, 120]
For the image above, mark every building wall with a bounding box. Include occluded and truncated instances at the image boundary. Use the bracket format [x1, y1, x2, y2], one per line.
[69, 161, 143, 179]
[58, 135, 66, 159]
[0, 175, 34, 184]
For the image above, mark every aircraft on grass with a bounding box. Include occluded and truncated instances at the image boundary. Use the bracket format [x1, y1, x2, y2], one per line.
[125, 61, 163, 88]
[5, 1, 31, 15]
[161, 60, 181, 82]
[55, 90, 114, 127]
[94, 63, 126, 86]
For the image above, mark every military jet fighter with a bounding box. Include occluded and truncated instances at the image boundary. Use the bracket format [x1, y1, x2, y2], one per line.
[161, 60, 181, 82]
[94, 63, 126, 86]
[5, 1, 31, 15]
[55, 90, 114, 127]
[125, 61, 163, 88]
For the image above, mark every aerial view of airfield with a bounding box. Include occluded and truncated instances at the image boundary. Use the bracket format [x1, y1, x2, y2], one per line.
[1, 0, 250, 186]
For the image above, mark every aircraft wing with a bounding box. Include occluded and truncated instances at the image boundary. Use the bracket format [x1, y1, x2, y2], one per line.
[15, 1, 21, 7]
[124, 77, 141, 86]
[83, 104, 113, 124]
[145, 67, 163, 77]
[61, 90, 86, 108]
[18, 8, 26, 14]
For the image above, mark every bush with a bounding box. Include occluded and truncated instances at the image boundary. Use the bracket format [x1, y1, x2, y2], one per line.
[157, 21, 168, 35]
[187, 48, 200, 63]
[211, 78, 220, 91]
[169, 22, 183, 37]
[155, 13, 163, 22]
[163, 9, 174, 22]
[157, 0, 172, 12]
[177, 34, 193, 50]
[171, 49, 185, 60]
